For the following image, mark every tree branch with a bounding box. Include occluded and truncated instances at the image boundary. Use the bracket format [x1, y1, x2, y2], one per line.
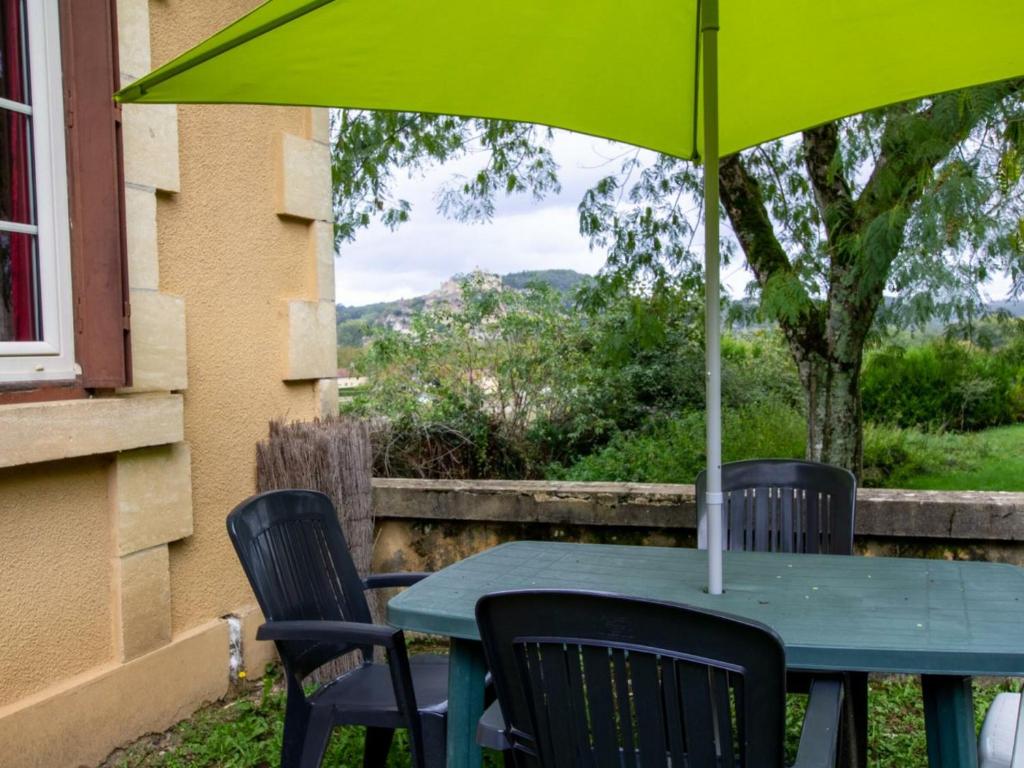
[857, 80, 1024, 221]
[719, 154, 825, 352]
[802, 123, 855, 243]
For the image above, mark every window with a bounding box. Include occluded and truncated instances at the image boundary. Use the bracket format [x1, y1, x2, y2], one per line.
[0, 0, 130, 392]
[0, 0, 75, 383]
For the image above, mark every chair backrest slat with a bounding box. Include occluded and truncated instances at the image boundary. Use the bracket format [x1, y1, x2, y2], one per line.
[227, 490, 373, 680]
[477, 591, 787, 768]
[660, 656, 687, 768]
[581, 646, 619, 768]
[698, 459, 856, 555]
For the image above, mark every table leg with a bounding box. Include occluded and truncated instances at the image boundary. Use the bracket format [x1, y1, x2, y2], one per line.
[921, 675, 977, 768]
[446, 638, 487, 768]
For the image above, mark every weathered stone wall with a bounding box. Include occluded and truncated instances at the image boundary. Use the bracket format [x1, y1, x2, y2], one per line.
[371, 479, 1024, 573]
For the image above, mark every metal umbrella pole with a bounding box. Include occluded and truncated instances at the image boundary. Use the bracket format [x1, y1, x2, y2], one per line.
[701, 0, 724, 595]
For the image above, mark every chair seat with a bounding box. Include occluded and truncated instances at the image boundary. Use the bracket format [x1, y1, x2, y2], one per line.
[477, 699, 508, 750]
[980, 692, 1022, 768]
[313, 654, 449, 728]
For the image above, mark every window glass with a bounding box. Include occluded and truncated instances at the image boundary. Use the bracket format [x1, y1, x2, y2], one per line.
[0, 0, 40, 343]
[0, 0, 30, 103]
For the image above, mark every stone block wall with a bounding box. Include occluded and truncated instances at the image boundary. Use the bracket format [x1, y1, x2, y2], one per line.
[371, 479, 1024, 573]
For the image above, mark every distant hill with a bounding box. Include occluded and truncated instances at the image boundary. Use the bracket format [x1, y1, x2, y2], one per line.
[500, 269, 590, 293]
[988, 300, 1024, 318]
[336, 269, 591, 346]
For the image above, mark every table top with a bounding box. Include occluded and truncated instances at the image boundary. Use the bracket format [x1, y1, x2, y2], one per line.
[387, 541, 1024, 676]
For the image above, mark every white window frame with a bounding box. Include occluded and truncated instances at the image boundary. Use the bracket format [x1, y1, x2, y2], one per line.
[0, 1, 76, 384]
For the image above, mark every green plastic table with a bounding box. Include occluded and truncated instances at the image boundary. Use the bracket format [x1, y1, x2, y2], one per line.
[388, 541, 1024, 768]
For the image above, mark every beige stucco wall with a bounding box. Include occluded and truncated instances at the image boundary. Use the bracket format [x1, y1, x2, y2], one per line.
[0, 2, 337, 765]
[158, 102, 316, 632]
[148, 36, 319, 634]
[0, 458, 114, 703]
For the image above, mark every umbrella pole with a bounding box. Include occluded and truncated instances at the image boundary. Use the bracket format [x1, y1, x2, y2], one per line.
[702, 0, 724, 595]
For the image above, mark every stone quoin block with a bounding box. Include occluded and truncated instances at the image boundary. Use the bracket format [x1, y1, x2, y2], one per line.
[122, 290, 188, 393]
[115, 544, 172, 661]
[274, 132, 332, 222]
[112, 442, 194, 556]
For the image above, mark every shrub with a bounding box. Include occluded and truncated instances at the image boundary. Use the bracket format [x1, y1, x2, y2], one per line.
[862, 321, 1024, 432]
[721, 331, 804, 412]
[553, 401, 806, 484]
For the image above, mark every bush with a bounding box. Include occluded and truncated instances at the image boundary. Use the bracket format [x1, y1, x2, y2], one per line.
[861, 321, 1024, 432]
[721, 331, 804, 412]
[346, 276, 593, 478]
[552, 401, 806, 483]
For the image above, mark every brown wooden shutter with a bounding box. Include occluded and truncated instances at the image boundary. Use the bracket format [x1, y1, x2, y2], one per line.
[59, 0, 131, 388]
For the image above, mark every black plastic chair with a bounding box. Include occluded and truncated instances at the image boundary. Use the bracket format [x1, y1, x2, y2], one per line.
[696, 459, 856, 554]
[227, 490, 447, 768]
[476, 590, 843, 768]
[697, 459, 864, 768]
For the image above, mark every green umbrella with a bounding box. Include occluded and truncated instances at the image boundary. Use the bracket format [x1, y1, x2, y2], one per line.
[117, 0, 1024, 594]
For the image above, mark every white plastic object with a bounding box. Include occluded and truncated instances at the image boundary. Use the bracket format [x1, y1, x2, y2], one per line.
[979, 692, 1024, 768]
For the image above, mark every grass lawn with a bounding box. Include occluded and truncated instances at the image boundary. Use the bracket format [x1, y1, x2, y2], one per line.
[104, 665, 1016, 768]
[893, 424, 1024, 492]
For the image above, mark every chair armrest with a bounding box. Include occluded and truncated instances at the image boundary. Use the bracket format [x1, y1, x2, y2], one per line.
[792, 678, 844, 768]
[256, 620, 402, 650]
[259, 620, 422, 718]
[363, 572, 431, 589]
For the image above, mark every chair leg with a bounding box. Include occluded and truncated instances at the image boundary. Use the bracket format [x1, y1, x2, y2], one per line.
[281, 683, 312, 768]
[419, 714, 447, 768]
[363, 727, 395, 768]
[299, 707, 334, 768]
[839, 672, 868, 768]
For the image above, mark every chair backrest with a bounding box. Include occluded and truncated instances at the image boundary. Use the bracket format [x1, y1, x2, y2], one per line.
[476, 590, 787, 768]
[697, 459, 856, 555]
[227, 489, 373, 679]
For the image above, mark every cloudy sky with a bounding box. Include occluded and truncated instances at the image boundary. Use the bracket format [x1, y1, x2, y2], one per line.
[333, 129, 1015, 308]
[334, 130, 757, 306]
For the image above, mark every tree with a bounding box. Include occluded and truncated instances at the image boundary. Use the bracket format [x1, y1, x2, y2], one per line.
[348, 275, 594, 478]
[331, 83, 1024, 475]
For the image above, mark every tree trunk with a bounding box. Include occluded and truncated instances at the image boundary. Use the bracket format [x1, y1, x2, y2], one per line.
[791, 346, 863, 475]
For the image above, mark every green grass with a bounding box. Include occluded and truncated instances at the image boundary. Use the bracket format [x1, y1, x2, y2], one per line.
[104, 666, 1015, 768]
[888, 424, 1024, 492]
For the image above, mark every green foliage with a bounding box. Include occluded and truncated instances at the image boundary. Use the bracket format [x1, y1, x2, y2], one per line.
[553, 401, 805, 484]
[336, 344, 363, 370]
[107, 664, 498, 768]
[864, 677, 1014, 768]
[346, 274, 819, 481]
[576, 86, 1024, 327]
[860, 423, 989, 488]
[720, 331, 804, 412]
[862, 319, 1024, 431]
[336, 270, 591, 349]
[331, 112, 556, 248]
[346, 274, 591, 478]
[500, 269, 591, 294]
[873, 424, 1024, 491]
[108, 665, 1013, 768]
[337, 318, 370, 347]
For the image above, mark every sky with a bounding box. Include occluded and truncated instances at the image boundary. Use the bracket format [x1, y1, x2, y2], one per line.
[334, 130, 758, 307]
[333, 128, 1015, 308]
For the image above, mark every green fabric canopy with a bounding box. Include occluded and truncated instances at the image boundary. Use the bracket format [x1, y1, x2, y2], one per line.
[117, 0, 1022, 160]
[117, 0, 1024, 595]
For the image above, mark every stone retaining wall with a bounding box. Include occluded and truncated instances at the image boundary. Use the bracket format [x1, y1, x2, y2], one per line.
[370, 478, 1024, 573]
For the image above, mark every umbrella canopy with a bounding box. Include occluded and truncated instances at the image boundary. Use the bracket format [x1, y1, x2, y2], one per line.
[117, 0, 1022, 161]
[117, 0, 1024, 594]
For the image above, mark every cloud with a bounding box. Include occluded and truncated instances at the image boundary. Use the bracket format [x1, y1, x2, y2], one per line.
[333, 129, 750, 306]
[335, 131, 618, 305]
